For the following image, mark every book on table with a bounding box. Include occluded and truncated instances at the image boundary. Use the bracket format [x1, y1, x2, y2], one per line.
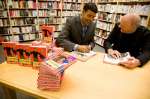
[103, 52, 131, 65]
[68, 51, 96, 62]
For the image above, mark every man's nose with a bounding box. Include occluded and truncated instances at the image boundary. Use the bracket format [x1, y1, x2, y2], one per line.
[90, 18, 94, 22]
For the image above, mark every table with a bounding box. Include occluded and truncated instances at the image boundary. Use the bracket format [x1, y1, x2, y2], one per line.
[0, 52, 150, 99]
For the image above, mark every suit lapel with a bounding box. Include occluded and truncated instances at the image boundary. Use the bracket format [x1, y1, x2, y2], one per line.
[76, 16, 83, 42]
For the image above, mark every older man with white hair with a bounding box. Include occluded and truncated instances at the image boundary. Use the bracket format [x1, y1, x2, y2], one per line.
[104, 13, 150, 69]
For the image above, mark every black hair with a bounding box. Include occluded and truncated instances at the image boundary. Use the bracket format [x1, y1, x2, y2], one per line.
[83, 3, 98, 13]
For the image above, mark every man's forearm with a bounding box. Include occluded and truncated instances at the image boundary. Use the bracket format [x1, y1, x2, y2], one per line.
[137, 53, 150, 66]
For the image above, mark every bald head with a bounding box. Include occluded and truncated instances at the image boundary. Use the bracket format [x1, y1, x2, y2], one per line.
[121, 14, 141, 27]
[119, 13, 141, 33]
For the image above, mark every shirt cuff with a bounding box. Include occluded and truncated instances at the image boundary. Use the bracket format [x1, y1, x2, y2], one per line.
[73, 44, 79, 51]
[88, 45, 92, 50]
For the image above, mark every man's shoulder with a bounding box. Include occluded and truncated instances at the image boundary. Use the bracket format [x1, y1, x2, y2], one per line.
[115, 23, 120, 27]
[137, 25, 150, 33]
[112, 22, 120, 30]
[67, 16, 80, 23]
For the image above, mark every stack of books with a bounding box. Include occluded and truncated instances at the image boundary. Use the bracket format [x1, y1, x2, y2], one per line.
[37, 53, 76, 90]
[37, 64, 64, 91]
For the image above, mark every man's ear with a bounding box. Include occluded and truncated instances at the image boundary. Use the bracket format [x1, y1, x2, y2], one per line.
[119, 16, 123, 23]
[82, 9, 85, 14]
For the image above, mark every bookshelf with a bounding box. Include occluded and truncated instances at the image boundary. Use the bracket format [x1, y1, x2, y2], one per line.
[0, 0, 63, 42]
[0, 0, 149, 44]
[95, 0, 150, 47]
[61, 0, 82, 34]
[0, 0, 39, 42]
[38, 0, 62, 38]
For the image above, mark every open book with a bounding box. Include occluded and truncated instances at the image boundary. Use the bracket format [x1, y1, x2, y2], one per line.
[103, 52, 131, 65]
[68, 51, 96, 62]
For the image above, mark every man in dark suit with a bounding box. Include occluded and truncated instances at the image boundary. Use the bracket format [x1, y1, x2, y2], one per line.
[56, 3, 98, 52]
[104, 14, 150, 68]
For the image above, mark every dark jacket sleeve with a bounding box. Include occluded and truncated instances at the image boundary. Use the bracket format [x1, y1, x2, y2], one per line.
[55, 18, 76, 51]
[103, 23, 119, 53]
[137, 28, 150, 66]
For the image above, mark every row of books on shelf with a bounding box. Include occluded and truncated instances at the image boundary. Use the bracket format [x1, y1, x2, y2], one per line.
[94, 36, 105, 46]
[0, 11, 7, 17]
[42, 10, 59, 17]
[61, 17, 67, 24]
[117, 5, 150, 15]
[61, 17, 78, 25]
[63, 3, 81, 10]
[97, 0, 150, 2]
[98, 12, 116, 23]
[0, 26, 38, 34]
[96, 21, 114, 32]
[39, 18, 58, 25]
[0, 1, 35, 9]
[98, 4, 150, 16]
[38, 17, 61, 25]
[2, 33, 39, 42]
[38, 0, 61, 1]
[11, 18, 38, 26]
[62, 11, 80, 17]
[0, 17, 62, 27]
[6, 10, 60, 17]
[0, 1, 58, 9]
[51, 2, 62, 10]
[9, 10, 37, 17]
[95, 29, 109, 39]
[0, 28, 11, 34]
[50, 10, 60, 16]
[55, 25, 62, 31]
[0, 1, 6, 9]
[52, 17, 61, 24]
[0, 19, 9, 27]
[82, 0, 95, 3]
[7, 1, 37, 9]
[19, 10, 75, 17]
[0, 25, 61, 36]
[63, 0, 82, 2]
[0, 2, 63, 11]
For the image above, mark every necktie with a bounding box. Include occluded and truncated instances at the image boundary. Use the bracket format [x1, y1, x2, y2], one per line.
[82, 26, 87, 37]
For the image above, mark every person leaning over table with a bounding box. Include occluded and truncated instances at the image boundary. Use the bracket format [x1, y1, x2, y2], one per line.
[104, 13, 150, 69]
[55, 3, 98, 53]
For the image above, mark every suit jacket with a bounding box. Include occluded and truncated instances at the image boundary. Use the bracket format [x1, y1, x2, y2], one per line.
[56, 15, 96, 51]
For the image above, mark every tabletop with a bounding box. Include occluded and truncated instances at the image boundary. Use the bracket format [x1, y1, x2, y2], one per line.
[0, 52, 150, 99]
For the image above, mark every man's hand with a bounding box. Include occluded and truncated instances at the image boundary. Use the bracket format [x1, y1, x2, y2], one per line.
[107, 49, 121, 58]
[77, 45, 91, 53]
[119, 57, 141, 69]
